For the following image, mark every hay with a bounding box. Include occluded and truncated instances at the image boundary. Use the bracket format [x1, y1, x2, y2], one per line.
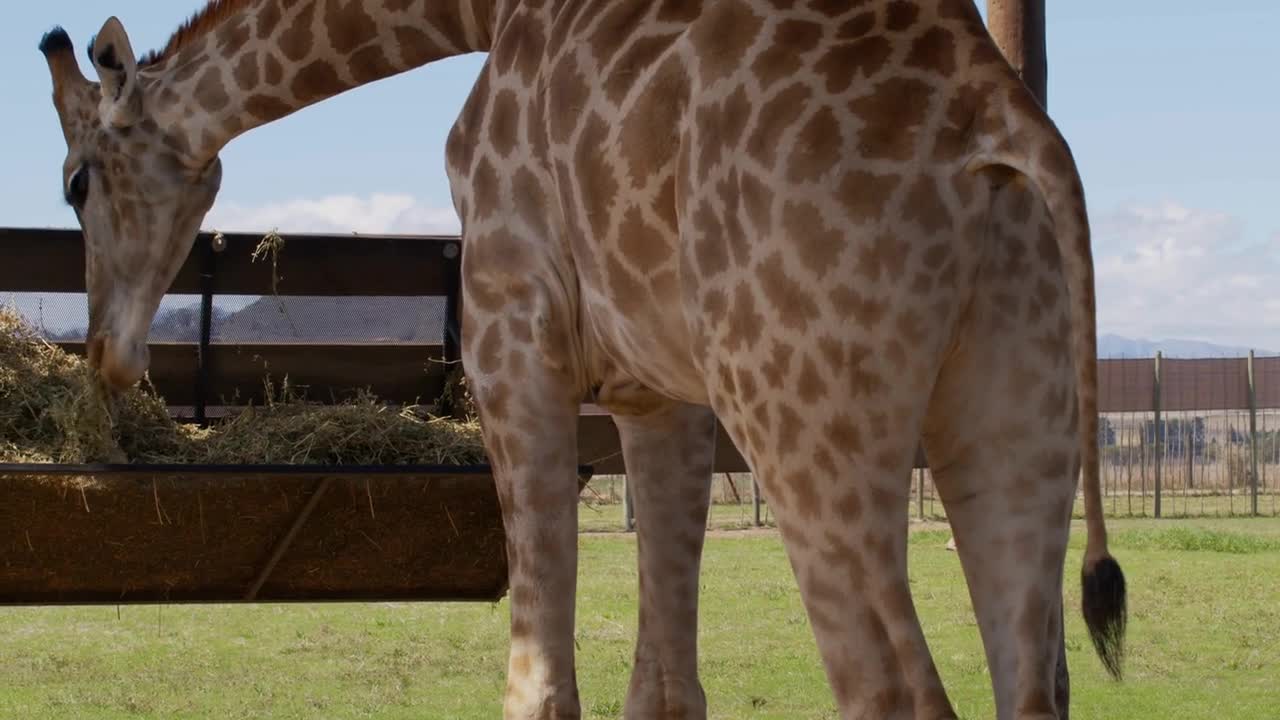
[0, 305, 486, 466]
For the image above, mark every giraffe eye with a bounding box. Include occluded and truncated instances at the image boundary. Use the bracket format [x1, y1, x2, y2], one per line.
[66, 165, 90, 208]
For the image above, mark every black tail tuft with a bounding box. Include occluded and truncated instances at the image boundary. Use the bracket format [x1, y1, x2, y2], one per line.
[1082, 554, 1127, 680]
[39, 26, 72, 56]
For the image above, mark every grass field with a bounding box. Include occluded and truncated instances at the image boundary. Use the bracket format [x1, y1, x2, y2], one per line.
[2, 517, 1278, 719]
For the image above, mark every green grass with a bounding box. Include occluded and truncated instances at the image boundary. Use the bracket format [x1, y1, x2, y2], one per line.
[2, 518, 1278, 719]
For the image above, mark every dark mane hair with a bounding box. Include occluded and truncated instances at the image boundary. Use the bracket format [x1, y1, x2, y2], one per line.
[138, 0, 253, 67]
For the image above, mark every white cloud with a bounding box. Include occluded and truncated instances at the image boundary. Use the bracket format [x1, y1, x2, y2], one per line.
[204, 193, 461, 235]
[1093, 201, 1280, 350]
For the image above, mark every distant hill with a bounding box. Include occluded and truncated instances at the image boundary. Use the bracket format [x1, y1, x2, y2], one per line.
[1098, 334, 1272, 359]
[213, 296, 448, 343]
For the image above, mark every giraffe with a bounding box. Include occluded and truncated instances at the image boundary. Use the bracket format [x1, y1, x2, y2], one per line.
[37, 1, 1129, 718]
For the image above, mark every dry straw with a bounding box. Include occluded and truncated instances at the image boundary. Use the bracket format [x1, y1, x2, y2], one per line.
[0, 305, 486, 466]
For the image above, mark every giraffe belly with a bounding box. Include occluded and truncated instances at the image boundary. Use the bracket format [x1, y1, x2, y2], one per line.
[578, 274, 710, 408]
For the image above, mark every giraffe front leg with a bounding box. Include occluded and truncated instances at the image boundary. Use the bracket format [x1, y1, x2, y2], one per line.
[607, 397, 717, 720]
[462, 283, 585, 720]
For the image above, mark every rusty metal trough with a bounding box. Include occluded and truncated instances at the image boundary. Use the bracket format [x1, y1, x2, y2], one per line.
[0, 463, 592, 606]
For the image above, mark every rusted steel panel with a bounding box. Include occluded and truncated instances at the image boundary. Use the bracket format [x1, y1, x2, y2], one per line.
[0, 465, 590, 606]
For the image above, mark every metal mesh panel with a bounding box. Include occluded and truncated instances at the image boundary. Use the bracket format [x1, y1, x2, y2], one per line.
[3, 292, 448, 345]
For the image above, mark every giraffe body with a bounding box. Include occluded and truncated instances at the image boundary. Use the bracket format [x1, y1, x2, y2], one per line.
[38, 2, 1126, 718]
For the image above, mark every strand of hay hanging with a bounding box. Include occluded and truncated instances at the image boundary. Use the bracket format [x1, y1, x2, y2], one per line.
[0, 305, 486, 466]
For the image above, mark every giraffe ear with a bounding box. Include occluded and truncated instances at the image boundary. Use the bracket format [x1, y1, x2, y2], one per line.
[90, 16, 141, 128]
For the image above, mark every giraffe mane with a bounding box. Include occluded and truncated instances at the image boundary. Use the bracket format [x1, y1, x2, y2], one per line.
[137, 0, 254, 67]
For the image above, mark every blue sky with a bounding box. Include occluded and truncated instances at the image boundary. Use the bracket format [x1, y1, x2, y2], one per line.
[3, 1, 1278, 349]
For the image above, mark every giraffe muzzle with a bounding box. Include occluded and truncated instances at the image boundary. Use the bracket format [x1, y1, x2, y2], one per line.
[91, 333, 150, 390]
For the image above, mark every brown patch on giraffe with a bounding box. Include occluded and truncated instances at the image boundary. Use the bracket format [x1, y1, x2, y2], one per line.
[574, 113, 621, 239]
[292, 60, 350, 103]
[214, 15, 252, 57]
[256, 0, 283, 40]
[604, 32, 679, 105]
[838, 169, 903, 223]
[788, 107, 843, 183]
[825, 413, 865, 457]
[692, 202, 730, 277]
[849, 77, 935, 161]
[758, 253, 821, 332]
[618, 206, 673, 275]
[745, 83, 812, 168]
[830, 285, 889, 329]
[716, 171, 752, 266]
[653, 174, 678, 233]
[394, 26, 435, 67]
[838, 11, 877, 39]
[904, 175, 953, 234]
[723, 283, 763, 351]
[511, 165, 551, 241]
[783, 201, 844, 279]
[233, 52, 260, 90]
[689, 0, 765, 85]
[905, 27, 957, 76]
[933, 93, 977, 163]
[855, 233, 910, 284]
[264, 52, 284, 85]
[587, 3, 652, 70]
[753, 19, 824, 89]
[814, 36, 893, 94]
[761, 341, 795, 389]
[885, 1, 919, 31]
[657, 0, 700, 22]
[488, 89, 521, 159]
[350, 45, 398, 84]
[619, 56, 688, 188]
[848, 342, 889, 398]
[774, 402, 803, 458]
[194, 68, 231, 113]
[496, 12, 547, 85]
[736, 366, 760, 402]
[810, 0, 853, 18]
[470, 157, 500, 221]
[474, 321, 504, 375]
[796, 354, 827, 404]
[738, 169, 775, 233]
[784, 470, 822, 520]
[279, 2, 316, 61]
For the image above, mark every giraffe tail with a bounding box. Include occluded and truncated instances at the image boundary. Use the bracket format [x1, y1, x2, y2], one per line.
[965, 86, 1127, 681]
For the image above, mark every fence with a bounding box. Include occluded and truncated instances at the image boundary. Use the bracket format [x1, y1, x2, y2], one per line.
[3, 227, 1277, 527]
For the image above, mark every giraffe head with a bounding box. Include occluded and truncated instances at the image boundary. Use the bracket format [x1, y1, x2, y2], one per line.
[39, 19, 223, 390]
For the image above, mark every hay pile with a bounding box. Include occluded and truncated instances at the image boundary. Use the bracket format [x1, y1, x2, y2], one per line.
[0, 305, 486, 466]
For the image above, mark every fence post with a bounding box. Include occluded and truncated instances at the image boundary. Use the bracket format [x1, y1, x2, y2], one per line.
[1249, 350, 1260, 516]
[752, 476, 762, 527]
[917, 468, 925, 520]
[195, 234, 221, 426]
[1153, 351, 1162, 518]
[623, 475, 635, 532]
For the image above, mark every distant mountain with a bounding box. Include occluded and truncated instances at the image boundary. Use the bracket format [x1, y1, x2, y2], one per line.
[1098, 334, 1273, 359]
[213, 296, 448, 343]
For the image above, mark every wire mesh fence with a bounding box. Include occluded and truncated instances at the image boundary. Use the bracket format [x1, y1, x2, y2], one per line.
[7, 291, 1279, 525]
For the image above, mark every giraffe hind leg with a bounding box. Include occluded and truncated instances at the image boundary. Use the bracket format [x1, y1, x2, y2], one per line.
[921, 177, 1077, 720]
[604, 388, 717, 720]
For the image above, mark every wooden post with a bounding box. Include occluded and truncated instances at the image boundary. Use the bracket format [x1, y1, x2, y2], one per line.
[1153, 352, 1163, 518]
[752, 476, 762, 527]
[1249, 351, 1260, 516]
[986, 0, 1048, 106]
[623, 475, 635, 532]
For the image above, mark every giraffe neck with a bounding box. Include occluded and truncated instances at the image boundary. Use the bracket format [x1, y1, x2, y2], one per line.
[142, 0, 496, 166]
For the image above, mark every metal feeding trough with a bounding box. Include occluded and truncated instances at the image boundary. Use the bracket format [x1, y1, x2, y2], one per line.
[0, 463, 592, 606]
